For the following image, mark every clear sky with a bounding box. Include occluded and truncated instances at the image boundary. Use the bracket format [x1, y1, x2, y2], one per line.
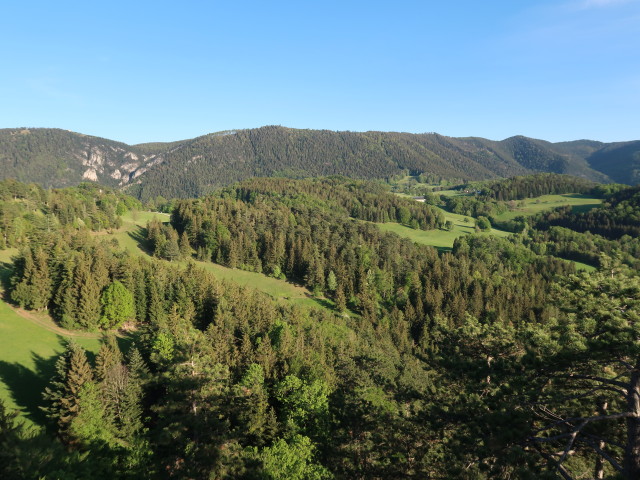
[1, 0, 638, 144]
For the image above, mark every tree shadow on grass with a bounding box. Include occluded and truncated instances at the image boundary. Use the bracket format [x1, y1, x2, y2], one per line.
[0, 345, 63, 426]
[127, 225, 151, 254]
[310, 295, 337, 311]
[571, 204, 600, 214]
[0, 260, 15, 301]
[0, 334, 117, 427]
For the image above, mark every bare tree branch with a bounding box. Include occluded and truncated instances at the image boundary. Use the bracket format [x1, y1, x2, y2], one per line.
[558, 373, 628, 389]
[580, 437, 625, 473]
[533, 444, 575, 480]
[532, 411, 634, 436]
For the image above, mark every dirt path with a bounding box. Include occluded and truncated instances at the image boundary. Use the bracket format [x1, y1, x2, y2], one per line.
[12, 306, 103, 339]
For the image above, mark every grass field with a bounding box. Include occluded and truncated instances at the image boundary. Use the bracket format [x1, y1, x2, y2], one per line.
[0, 248, 101, 427]
[568, 260, 597, 273]
[493, 194, 602, 221]
[375, 207, 512, 251]
[379, 194, 602, 272]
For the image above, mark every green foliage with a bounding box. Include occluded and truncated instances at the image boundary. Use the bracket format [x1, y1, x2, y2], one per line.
[100, 280, 135, 328]
[69, 382, 116, 447]
[475, 215, 491, 231]
[258, 435, 332, 480]
[0, 179, 139, 250]
[10, 247, 51, 309]
[274, 375, 330, 437]
[533, 185, 640, 240]
[150, 331, 175, 365]
[126, 127, 619, 200]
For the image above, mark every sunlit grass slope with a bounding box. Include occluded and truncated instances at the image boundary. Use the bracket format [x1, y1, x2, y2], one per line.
[0, 249, 101, 427]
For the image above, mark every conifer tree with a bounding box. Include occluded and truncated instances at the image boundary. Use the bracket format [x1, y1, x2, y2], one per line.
[69, 382, 117, 448]
[11, 247, 51, 310]
[127, 346, 150, 383]
[95, 334, 123, 383]
[54, 254, 78, 329]
[42, 342, 94, 441]
[179, 231, 192, 259]
[75, 259, 102, 330]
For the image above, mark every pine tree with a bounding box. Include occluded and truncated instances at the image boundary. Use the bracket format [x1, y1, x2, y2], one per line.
[127, 347, 150, 383]
[334, 285, 347, 313]
[42, 342, 94, 442]
[54, 254, 79, 329]
[179, 231, 192, 259]
[159, 236, 180, 261]
[41, 348, 72, 426]
[69, 382, 117, 448]
[10, 247, 51, 310]
[74, 259, 102, 330]
[117, 366, 144, 440]
[326, 270, 338, 292]
[95, 334, 123, 383]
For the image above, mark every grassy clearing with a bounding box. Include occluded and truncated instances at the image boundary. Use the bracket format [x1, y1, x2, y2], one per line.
[568, 260, 597, 272]
[0, 248, 101, 427]
[493, 194, 602, 221]
[375, 207, 512, 251]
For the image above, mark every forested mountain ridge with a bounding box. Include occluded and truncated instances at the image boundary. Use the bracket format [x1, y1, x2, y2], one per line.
[2, 126, 638, 200]
[0, 128, 164, 188]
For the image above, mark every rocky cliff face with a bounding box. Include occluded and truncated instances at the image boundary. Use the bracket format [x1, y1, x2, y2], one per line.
[0, 128, 169, 189]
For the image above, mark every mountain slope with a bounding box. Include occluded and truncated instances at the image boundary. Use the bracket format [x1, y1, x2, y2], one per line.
[0, 128, 161, 188]
[583, 140, 640, 184]
[1, 126, 637, 199]
[127, 127, 622, 200]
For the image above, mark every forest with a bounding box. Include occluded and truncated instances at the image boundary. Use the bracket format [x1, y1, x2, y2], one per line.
[1, 174, 639, 479]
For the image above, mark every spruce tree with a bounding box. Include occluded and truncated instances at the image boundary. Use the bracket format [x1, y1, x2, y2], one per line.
[42, 342, 94, 441]
[179, 231, 192, 259]
[10, 247, 51, 310]
[75, 259, 102, 330]
[95, 334, 123, 383]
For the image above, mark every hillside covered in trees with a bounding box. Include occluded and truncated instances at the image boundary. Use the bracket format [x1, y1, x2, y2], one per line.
[1, 174, 640, 479]
[2, 127, 638, 201]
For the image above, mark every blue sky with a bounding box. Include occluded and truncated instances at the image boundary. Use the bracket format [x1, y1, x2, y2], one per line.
[1, 0, 638, 144]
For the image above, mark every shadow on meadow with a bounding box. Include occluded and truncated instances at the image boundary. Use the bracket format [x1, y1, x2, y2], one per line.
[127, 225, 151, 254]
[0, 344, 63, 426]
[0, 260, 14, 300]
[0, 334, 110, 427]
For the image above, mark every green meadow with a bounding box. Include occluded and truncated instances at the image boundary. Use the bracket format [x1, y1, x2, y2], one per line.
[493, 194, 602, 221]
[375, 207, 512, 252]
[378, 194, 601, 272]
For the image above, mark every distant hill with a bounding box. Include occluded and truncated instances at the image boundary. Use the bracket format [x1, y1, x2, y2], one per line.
[1, 126, 637, 200]
[583, 141, 640, 185]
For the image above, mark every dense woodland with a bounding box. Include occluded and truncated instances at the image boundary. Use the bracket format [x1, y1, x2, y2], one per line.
[0, 179, 140, 249]
[1, 174, 640, 479]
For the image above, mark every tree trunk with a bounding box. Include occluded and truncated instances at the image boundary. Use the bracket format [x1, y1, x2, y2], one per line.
[595, 399, 607, 479]
[624, 368, 640, 479]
